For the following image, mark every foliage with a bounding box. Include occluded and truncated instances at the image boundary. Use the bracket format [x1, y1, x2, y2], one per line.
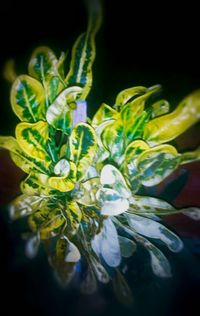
[1, 0, 200, 305]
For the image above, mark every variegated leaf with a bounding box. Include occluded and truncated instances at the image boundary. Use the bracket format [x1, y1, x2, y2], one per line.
[25, 234, 40, 258]
[91, 218, 121, 267]
[65, 2, 101, 99]
[20, 172, 53, 196]
[78, 177, 100, 206]
[46, 86, 82, 134]
[137, 144, 181, 186]
[101, 119, 124, 164]
[15, 121, 50, 161]
[48, 161, 76, 192]
[69, 123, 96, 180]
[96, 188, 129, 215]
[56, 236, 81, 263]
[143, 89, 200, 146]
[28, 46, 64, 104]
[9, 194, 44, 219]
[126, 213, 183, 252]
[0, 136, 50, 174]
[92, 103, 119, 128]
[11, 75, 45, 122]
[124, 140, 149, 192]
[120, 85, 160, 143]
[65, 201, 82, 235]
[29, 208, 64, 240]
[100, 164, 131, 198]
[115, 86, 147, 108]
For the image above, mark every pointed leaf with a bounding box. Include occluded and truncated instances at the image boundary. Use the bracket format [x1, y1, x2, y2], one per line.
[181, 146, 200, 164]
[9, 194, 44, 219]
[144, 90, 200, 146]
[11, 75, 45, 122]
[80, 267, 97, 294]
[69, 123, 97, 180]
[115, 86, 147, 107]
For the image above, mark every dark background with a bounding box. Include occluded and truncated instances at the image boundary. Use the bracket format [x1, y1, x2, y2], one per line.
[0, 1, 200, 315]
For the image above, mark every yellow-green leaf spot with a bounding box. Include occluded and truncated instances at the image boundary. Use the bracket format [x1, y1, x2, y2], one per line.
[96, 188, 129, 216]
[136, 144, 180, 186]
[92, 103, 119, 128]
[15, 121, 50, 161]
[100, 164, 131, 198]
[48, 161, 77, 192]
[143, 89, 200, 146]
[11, 75, 45, 122]
[69, 123, 97, 180]
[46, 86, 82, 134]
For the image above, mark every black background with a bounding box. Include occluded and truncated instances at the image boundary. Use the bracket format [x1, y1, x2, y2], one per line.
[0, 1, 200, 315]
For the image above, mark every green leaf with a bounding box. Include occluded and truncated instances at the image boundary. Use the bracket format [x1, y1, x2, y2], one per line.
[11, 75, 45, 122]
[20, 172, 53, 196]
[92, 103, 119, 128]
[124, 140, 149, 192]
[136, 144, 181, 186]
[46, 86, 82, 134]
[115, 86, 147, 107]
[28, 46, 64, 104]
[126, 213, 183, 252]
[15, 121, 50, 161]
[0, 136, 50, 174]
[143, 89, 200, 146]
[120, 85, 160, 143]
[65, 3, 101, 100]
[113, 270, 134, 306]
[69, 123, 97, 180]
[118, 236, 137, 258]
[101, 119, 124, 164]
